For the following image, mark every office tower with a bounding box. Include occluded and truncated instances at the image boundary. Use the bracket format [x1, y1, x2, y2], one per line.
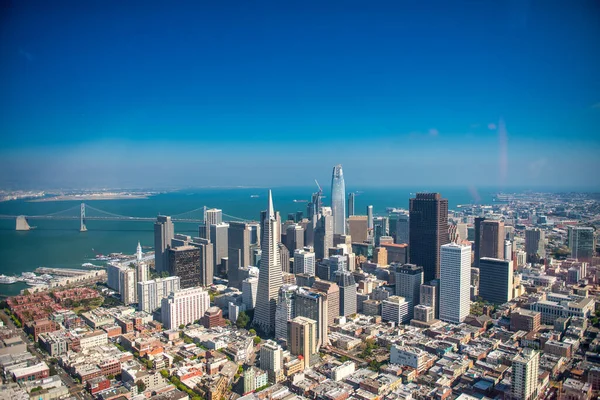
[373, 247, 388, 266]
[228, 221, 252, 289]
[279, 243, 290, 273]
[420, 282, 438, 319]
[254, 191, 283, 335]
[285, 224, 305, 254]
[373, 216, 389, 246]
[136, 261, 149, 284]
[348, 192, 355, 217]
[106, 263, 122, 291]
[136, 241, 143, 262]
[331, 165, 347, 235]
[409, 193, 449, 282]
[381, 296, 410, 325]
[210, 223, 229, 273]
[137, 276, 181, 313]
[475, 219, 505, 266]
[154, 215, 175, 273]
[439, 243, 471, 324]
[511, 349, 540, 400]
[314, 207, 334, 260]
[505, 240, 512, 261]
[395, 264, 424, 319]
[249, 223, 261, 246]
[171, 234, 192, 247]
[456, 223, 468, 241]
[479, 258, 513, 305]
[337, 270, 357, 317]
[191, 238, 214, 287]
[294, 249, 316, 275]
[312, 280, 340, 326]
[242, 276, 258, 310]
[348, 215, 369, 243]
[568, 226, 595, 262]
[294, 288, 329, 347]
[395, 213, 410, 245]
[288, 316, 319, 368]
[381, 243, 408, 264]
[525, 228, 546, 263]
[308, 187, 323, 218]
[448, 224, 459, 243]
[260, 340, 284, 383]
[199, 208, 223, 241]
[367, 205, 374, 230]
[379, 236, 394, 245]
[168, 245, 201, 289]
[119, 267, 137, 305]
[161, 287, 210, 330]
[328, 255, 347, 281]
[275, 284, 297, 341]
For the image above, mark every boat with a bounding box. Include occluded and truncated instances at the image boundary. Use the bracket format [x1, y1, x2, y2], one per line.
[82, 263, 102, 268]
[0, 275, 18, 284]
[250, 195, 259, 198]
[293, 199, 308, 203]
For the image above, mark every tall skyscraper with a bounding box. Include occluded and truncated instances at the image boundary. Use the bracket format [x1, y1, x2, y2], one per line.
[367, 205, 374, 230]
[511, 349, 540, 400]
[288, 316, 319, 368]
[191, 238, 214, 287]
[395, 212, 410, 245]
[199, 208, 223, 241]
[312, 280, 340, 326]
[409, 193, 449, 282]
[474, 219, 505, 266]
[337, 270, 357, 317]
[328, 255, 347, 281]
[314, 207, 334, 260]
[285, 224, 305, 254]
[294, 249, 316, 275]
[294, 288, 329, 347]
[136, 260, 149, 284]
[479, 257, 513, 305]
[137, 276, 181, 313]
[136, 241, 143, 262]
[168, 245, 201, 289]
[347, 215, 368, 243]
[347, 192, 355, 217]
[161, 287, 210, 330]
[525, 228, 546, 263]
[210, 223, 229, 273]
[228, 221, 252, 289]
[420, 281, 438, 319]
[275, 284, 297, 342]
[254, 190, 283, 335]
[568, 226, 595, 262]
[331, 165, 346, 235]
[154, 215, 174, 273]
[119, 267, 137, 305]
[439, 243, 471, 324]
[395, 264, 424, 319]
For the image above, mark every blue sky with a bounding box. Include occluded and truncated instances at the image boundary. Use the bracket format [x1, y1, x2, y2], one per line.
[1, 0, 599, 189]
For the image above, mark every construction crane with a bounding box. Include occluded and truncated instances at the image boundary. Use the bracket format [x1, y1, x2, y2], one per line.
[314, 179, 322, 193]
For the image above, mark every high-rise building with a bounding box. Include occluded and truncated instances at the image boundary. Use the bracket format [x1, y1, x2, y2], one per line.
[381, 296, 410, 325]
[285, 224, 305, 254]
[228, 221, 252, 289]
[511, 349, 540, 400]
[348, 192, 355, 217]
[381, 243, 408, 264]
[210, 223, 229, 273]
[420, 281, 438, 319]
[373, 247, 388, 266]
[259, 340, 284, 383]
[328, 255, 347, 281]
[331, 165, 346, 236]
[568, 226, 595, 262]
[395, 212, 410, 245]
[242, 276, 258, 310]
[107, 263, 122, 291]
[199, 208, 223, 241]
[294, 249, 316, 276]
[254, 191, 283, 335]
[137, 276, 181, 313]
[288, 316, 319, 368]
[279, 243, 290, 273]
[294, 288, 329, 347]
[136, 241, 143, 262]
[119, 267, 137, 305]
[312, 280, 340, 326]
[136, 261, 149, 284]
[475, 219, 505, 266]
[154, 216, 174, 273]
[394, 264, 424, 319]
[348, 216, 369, 243]
[337, 270, 357, 317]
[373, 216, 388, 246]
[409, 193, 449, 282]
[275, 284, 297, 342]
[367, 205, 374, 230]
[525, 228, 546, 263]
[168, 245, 201, 289]
[505, 240, 512, 261]
[479, 257, 513, 305]
[439, 243, 471, 324]
[191, 238, 214, 287]
[314, 207, 334, 260]
[161, 287, 210, 330]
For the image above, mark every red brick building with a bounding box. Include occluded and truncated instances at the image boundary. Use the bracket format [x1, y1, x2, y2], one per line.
[202, 307, 225, 329]
[25, 319, 60, 340]
[87, 376, 111, 395]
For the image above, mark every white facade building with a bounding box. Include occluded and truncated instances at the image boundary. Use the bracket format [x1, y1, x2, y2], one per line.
[161, 287, 210, 330]
[439, 243, 471, 324]
[511, 348, 540, 400]
[294, 249, 316, 276]
[242, 276, 258, 310]
[137, 276, 181, 313]
[381, 296, 410, 325]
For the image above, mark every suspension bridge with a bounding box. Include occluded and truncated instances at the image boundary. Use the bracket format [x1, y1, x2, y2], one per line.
[0, 203, 251, 231]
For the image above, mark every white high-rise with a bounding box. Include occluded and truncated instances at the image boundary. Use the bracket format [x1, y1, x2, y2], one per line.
[439, 243, 471, 324]
[119, 267, 137, 305]
[161, 287, 210, 330]
[331, 165, 346, 235]
[254, 190, 283, 335]
[242, 276, 258, 310]
[511, 349, 540, 400]
[137, 276, 181, 313]
[294, 249, 316, 276]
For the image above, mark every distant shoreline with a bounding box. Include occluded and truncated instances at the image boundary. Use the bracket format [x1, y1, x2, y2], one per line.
[28, 195, 150, 202]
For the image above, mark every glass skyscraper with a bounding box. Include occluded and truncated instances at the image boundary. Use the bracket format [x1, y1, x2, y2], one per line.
[331, 164, 346, 236]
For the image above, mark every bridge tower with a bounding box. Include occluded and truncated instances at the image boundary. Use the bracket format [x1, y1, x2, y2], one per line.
[16, 216, 31, 231]
[80, 203, 87, 232]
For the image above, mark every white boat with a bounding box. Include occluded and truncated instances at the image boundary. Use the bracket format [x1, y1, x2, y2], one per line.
[0, 275, 18, 284]
[82, 263, 102, 268]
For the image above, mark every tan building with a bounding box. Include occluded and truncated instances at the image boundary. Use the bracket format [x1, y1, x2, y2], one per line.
[373, 247, 388, 266]
[510, 308, 541, 332]
[288, 316, 318, 368]
[348, 216, 369, 243]
[312, 280, 340, 326]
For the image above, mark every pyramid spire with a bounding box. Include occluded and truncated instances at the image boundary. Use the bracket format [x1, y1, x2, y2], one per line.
[268, 189, 274, 219]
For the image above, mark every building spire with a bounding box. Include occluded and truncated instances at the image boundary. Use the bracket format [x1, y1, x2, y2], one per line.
[268, 189, 274, 219]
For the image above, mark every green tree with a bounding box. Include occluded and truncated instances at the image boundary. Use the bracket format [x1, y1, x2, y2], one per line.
[249, 328, 257, 336]
[253, 336, 262, 345]
[161, 271, 170, 278]
[160, 369, 169, 378]
[236, 311, 250, 329]
[173, 355, 184, 364]
[136, 380, 146, 393]
[179, 324, 185, 330]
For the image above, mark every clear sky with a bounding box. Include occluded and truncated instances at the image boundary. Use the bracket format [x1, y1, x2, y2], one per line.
[1, 0, 599, 189]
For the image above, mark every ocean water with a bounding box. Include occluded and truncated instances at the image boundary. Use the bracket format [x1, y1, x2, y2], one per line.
[0, 185, 529, 296]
